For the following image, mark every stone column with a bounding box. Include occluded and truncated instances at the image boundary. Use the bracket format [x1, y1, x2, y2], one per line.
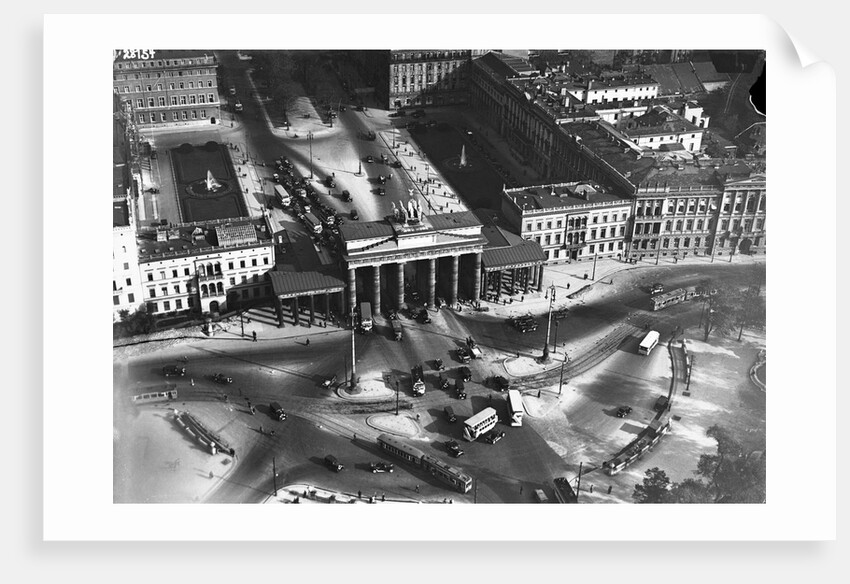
[372, 265, 381, 314]
[309, 295, 315, 326]
[496, 270, 502, 298]
[292, 296, 300, 326]
[511, 268, 518, 295]
[273, 295, 285, 328]
[427, 258, 436, 308]
[396, 262, 405, 309]
[347, 268, 357, 318]
[537, 264, 545, 292]
[471, 253, 482, 301]
[324, 292, 330, 325]
[523, 267, 530, 293]
[449, 255, 459, 306]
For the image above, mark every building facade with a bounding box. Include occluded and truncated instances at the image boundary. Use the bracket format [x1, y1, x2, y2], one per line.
[713, 173, 766, 257]
[388, 50, 472, 109]
[112, 49, 221, 130]
[136, 216, 275, 317]
[113, 194, 145, 321]
[501, 182, 633, 264]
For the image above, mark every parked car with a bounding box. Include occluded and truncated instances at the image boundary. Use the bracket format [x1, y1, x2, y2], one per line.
[446, 440, 464, 457]
[651, 283, 665, 294]
[212, 373, 233, 384]
[616, 406, 633, 418]
[370, 462, 394, 473]
[418, 309, 431, 324]
[376, 187, 386, 196]
[458, 366, 471, 382]
[162, 365, 185, 377]
[325, 176, 336, 188]
[366, 155, 374, 163]
[350, 208, 359, 220]
[342, 189, 352, 202]
[456, 347, 471, 363]
[483, 429, 506, 444]
[324, 455, 344, 472]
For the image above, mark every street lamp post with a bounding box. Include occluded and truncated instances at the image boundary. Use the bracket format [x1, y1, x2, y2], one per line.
[552, 320, 560, 354]
[591, 251, 598, 280]
[350, 308, 357, 389]
[240, 311, 244, 338]
[308, 131, 314, 179]
[558, 354, 568, 396]
[395, 381, 400, 415]
[541, 283, 556, 362]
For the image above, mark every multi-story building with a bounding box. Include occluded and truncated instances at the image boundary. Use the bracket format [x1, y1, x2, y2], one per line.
[501, 182, 633, 264]
[113, 194, 145, 321]
[567, 75, 659, 105]
[136, 216, 276, 317]
[112, 49, 221, 130]
[714, 172, 766, 257]
[618, 103, 706, 152]
[388, 50, 472, 109]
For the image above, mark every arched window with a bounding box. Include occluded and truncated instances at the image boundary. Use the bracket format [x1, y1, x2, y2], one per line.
[665, 220, 672, 231]
[201, 284, 208, 296]
[216, 282, 224, 295]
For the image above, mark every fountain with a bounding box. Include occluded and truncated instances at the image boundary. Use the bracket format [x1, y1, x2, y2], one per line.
[444, 143, 475, 173]
[205, 170, 222, 193]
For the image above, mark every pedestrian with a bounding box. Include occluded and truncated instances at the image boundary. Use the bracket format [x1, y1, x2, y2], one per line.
[358, 490, 362, 499]
[415, 484, 420, 493]
[567, 283, 570, 289]
[305, 338, 310, 346]
[260, 425, 264, 434]
[416, 413, 420, 421]
[381, 494, 385, 502]
[537, 390, 541, 398]
[270, 430, 275, 436]
[190, 378, 194, 387]
[590, 484, 594, 493]
[607, 485, 613, 494]
[521, 295, 524, 302]
[252, 331, 257, 342]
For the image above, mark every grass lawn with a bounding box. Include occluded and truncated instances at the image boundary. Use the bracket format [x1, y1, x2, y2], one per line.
[171, 142, 247, 222]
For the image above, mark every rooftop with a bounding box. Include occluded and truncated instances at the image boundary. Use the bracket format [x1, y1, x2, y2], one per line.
[113, 200, 130, 228]
[137, 216, 272, 261]
[267, 269, 345, 298]
[472, 209, 547, 270]
[504, 182, 631, 212]
[113, 49, 216, 63]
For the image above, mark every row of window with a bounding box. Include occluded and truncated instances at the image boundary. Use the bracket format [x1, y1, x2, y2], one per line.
[633, 237, 705, 250]
[138, 109, 210, 123]
[147, 284, 270, 313]
[113, 293, 136, 305]
[115, 79, 215, 93]
[145, 257, 270, 282]
[525, 212, 628, 232]
[114, 68, 215, 80]
[132, 93, 217, 108]
[149, 273, 267, 299]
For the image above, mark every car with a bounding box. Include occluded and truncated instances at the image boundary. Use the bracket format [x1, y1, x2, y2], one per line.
[370, 462, 394, 473]
[324, 455, 344, 472]
[435, 297, 446, 308]
[321, 374, 337, 388]
[391, 160, 402, 168]
[325, 177, 336, 188]
[483, 429, 506, 444]
[376, 187, 386, 196]
[378, 175, 386, 184]
[490, 375, 510, 391]
[350, 208, 359, 220]
[456, 347, 471, 363]
[338, 105, 346, 112]
[616, 406, 633, 418]
[459, 366, 471, 382]
[446, 441, 464, 457]
[212, 373, 233, 384]
[162, 365, 185, 377]
[342, 189, 352, 202]
[650, 283, 665, 294]
[433, 358, 445, 371]
[366, 155, 374, 163]
[418, 310, 431, 324]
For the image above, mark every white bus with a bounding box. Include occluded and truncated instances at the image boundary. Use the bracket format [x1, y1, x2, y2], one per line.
[639, 330, 660, 355]
[463, 407, 498, 441]
[507, 389, 523, 427]
[273, 184, 291, 207]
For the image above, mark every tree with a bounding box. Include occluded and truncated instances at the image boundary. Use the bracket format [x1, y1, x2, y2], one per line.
[695, 425, 766, 503]
[701, 284, 740, 342]
[668, 478, 713, 504]
[735, 289, 766, 341]
[632, 467, 673, 503]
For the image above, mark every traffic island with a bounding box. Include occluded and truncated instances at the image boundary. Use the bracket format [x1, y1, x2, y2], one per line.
[366, 414, 419, 438]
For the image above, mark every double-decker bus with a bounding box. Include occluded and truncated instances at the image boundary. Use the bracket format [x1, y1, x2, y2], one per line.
[506, 389, 523, 427]
[462, 407, 498, 441]
[638, 330, 660, 355]
[376, 434, 472, 493]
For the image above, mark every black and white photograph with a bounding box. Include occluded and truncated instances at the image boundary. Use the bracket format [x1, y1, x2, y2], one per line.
[111, 47, 769, 506]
